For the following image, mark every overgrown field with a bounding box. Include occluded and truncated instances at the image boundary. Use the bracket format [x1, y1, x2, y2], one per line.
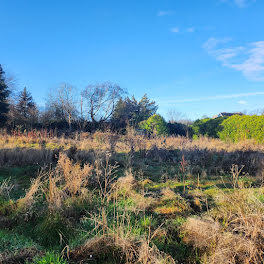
[1, 131, 264, 264]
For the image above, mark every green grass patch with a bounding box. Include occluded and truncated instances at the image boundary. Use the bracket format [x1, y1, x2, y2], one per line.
[29, 252, 68, 264]
[0, 229, 41, 253]
[0, 166, 39, 199]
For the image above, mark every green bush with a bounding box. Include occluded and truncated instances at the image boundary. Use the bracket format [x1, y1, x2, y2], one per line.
[192, 115, 264, 143]
[139, 114, 168, 136]
[35, 212, 73, 248]
[219, 115, 264, 143]
[31, 252, 67, 264]
[192, 117, 226, 138]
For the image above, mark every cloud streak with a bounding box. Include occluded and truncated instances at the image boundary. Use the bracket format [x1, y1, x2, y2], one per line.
[170, 27, 196, 34]
[204, 38, 264, 81]
[221, 0, 256, 8]
[157, 10, 173, 16]
[186, 27, 195, 33]
[234, 0, 248, 8]
[170, 27, 179, 33]
[237, 100, 248, 105]
[157, 92, 264, 104]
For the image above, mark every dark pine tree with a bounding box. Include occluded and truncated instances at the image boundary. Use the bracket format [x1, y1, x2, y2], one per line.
[0, 65, 10, 127]
[112, 94, 158, 129]
[16, 87, 37, 126]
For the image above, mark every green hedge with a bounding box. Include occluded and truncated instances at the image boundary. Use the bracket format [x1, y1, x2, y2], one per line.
[219, 115, 264, 143]
[192, 117, 227, 138]
[192, 115, 264, 143]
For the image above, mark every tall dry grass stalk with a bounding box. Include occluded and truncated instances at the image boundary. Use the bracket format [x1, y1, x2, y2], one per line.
[43, 171, 65, 211]
[19, 153, 93, 213]
[1, 131, 264, 153]
[57, 153, 93, 196]
[94, 155, 119, 204]
[1, 131, 264, 176]
[81, 205, 174, 264]
[111, 170, 155, 212]
[0, 177, 14, 200]
[230, 164, 245, 189]
[17, 176, 43, 212]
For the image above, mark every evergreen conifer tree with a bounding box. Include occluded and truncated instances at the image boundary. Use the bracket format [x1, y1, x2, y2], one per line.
[16, 87, 37, 126]
[0, 65, 10, 126]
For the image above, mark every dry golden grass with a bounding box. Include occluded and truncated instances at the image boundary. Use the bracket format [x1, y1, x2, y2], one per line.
[45, 154, 93, 211]
[110, 170, 155, 212]
[17, 176, 42, 212]
[79, 205, 174, 264]
[1, 131, 264, 177]
[57, 153, 93, 196]
[182, 217, 220, 250]
[153, 188, 191, 215]
[2, 130, 264, 263]
[1, 132, 264, 153]
[182, 188, 264, 264]
[160, 188, 178, 200]
[18, 154, 94, 213]
[70, 235, 175, 264]
[43, 171, 66, 211]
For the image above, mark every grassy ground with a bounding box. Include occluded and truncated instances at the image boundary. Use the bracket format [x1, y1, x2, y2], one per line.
[0, 133, 264, 263]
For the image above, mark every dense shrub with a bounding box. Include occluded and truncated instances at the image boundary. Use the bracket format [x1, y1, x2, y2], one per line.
[219, 115, 264, 143]
[192, 115, 264, 143]
[139, 114, 168, 136]
[35, 212, 73, 247]
[192, 117, 226, 138]
[167, 122, 190, 137]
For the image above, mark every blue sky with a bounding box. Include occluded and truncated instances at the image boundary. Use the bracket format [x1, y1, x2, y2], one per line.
[1, 0, 264, 120]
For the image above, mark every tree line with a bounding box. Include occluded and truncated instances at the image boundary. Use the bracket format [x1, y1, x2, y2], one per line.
[2, 64, 262, 141]
[0, 64, 189, 136]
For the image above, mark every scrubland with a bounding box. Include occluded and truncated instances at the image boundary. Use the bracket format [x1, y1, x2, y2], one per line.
[0, 130, 264, 264]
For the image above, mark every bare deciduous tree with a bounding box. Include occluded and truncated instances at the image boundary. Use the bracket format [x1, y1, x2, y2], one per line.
[57, 84, 77, 128]
[46, 83, 77, 128]
[81, 82, 125, 123]
[167, 109, 187, 124]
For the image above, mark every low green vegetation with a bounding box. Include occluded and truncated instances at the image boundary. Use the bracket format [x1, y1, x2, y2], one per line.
[30, 252, 68, 264]
[0, 229, 40, 252]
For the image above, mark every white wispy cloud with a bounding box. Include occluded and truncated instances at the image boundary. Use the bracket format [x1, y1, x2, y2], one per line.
[187, 27, 195, 33]
[204, 38, 264, 81]
[170, 27, 179, 33]
[157, 92, 264, 104]
[157, 10, 173, 16]
[235, 0, 256, 8]
[203, 37, 231, 50]
[234, 0, 248, 8]
[221, 0, 256, 8]
[170, 27, 196, 34]
[237, 100, 248, 105]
